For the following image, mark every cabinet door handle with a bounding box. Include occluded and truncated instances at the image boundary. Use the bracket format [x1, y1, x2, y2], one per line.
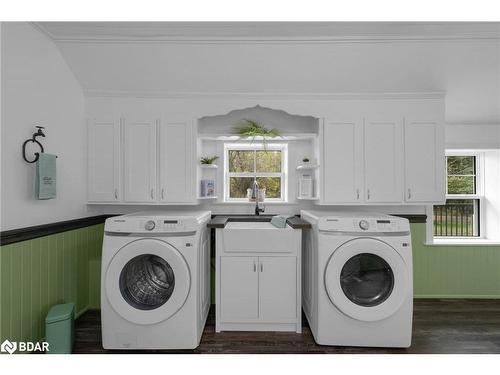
[356, 189, 360, 200]
[260, 262, 263, 272]
[408, 188, 412, 200]
[367, 189, 371, 200]
[161, 188, 165, 200]
[253, 261, 256, 272]
[114, 188, 118, 200]
[150, 189, 154, 200]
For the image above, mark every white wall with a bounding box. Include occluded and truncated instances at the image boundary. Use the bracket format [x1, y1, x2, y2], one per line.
[445, 123, 500, 149]
[483, 150, 500, 241]
[1, 23, 86, 231]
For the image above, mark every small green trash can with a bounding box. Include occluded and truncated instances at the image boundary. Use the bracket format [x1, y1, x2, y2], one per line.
[45, 303, 75, 354]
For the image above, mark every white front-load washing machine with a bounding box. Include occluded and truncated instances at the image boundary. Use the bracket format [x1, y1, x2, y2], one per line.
[301, 210, 413, 348]
[101, 211, 211, 350]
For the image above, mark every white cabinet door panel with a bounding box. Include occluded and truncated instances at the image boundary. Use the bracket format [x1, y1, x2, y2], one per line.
[364, 118, 403, 203]
[159, 120, 194, 203]
[259, 257, 297, 321]
[404, 119, 445, 202]
[220, 257, 259, 321]
[322, 119, 363, 203]
[87, 119, 120, 202]
[123, 119, 157, 202]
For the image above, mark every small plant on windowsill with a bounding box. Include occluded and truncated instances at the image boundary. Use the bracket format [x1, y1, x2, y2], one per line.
[200, 156, 219, 165]
[232, 119, 281, 150]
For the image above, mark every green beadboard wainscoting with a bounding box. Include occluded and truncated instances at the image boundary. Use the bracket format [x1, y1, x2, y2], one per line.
[411, 223, 500, 298]
[0, 224, 104, 346]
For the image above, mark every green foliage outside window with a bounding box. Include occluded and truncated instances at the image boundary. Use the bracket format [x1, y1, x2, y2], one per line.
[228, 149, 283, 199]
[446, 156, 476, 194]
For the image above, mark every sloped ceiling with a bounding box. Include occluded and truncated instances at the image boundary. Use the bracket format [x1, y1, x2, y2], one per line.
[36, 22, 500, 123]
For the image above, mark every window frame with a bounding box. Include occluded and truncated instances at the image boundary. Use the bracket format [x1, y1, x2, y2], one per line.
[433, 150, 484, 240]
[223, 143, 288, 202]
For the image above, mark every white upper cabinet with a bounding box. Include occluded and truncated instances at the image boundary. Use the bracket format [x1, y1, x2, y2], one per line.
[404, 118, 445, 202]
[158, 120, 195, 203]
[123, 118, 157, 202]
[322, 119, 364, 203]
[321, 107, 443, 204]
[87, 118, 121, 202]
[364, 117, 403, 203]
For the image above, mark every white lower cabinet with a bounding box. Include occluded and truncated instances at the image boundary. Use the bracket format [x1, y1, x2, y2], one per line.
[258, 256, 297, 321]
[216, 229, 302, 333]
[220, 256, 259, 321]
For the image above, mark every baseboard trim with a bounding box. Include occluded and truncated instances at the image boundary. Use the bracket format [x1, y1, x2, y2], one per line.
[75, 306, 91, 320]
[414, 294, 500, 299]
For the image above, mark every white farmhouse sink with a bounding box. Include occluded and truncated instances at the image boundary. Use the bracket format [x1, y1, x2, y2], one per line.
[222, 221, 299, 253]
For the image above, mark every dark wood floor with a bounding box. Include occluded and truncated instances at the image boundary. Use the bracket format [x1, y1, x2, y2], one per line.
[74, 299, 500, 354]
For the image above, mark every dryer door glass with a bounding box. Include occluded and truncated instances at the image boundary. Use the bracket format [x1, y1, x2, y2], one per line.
[119, 254, 175, 310]
[340, 253, 394, 307]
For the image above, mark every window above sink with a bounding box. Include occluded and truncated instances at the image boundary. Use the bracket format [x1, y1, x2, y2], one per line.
[223, 143, 288, 203]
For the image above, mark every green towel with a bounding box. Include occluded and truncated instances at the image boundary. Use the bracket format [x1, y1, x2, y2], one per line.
[34, 153, 57, 200]
[270, 215, 293, 228]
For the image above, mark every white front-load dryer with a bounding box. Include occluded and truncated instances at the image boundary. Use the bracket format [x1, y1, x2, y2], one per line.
[101, 211, 211, 350]
[301, 210, 413, 348]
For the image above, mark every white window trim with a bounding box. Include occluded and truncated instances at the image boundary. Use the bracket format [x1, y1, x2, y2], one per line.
[223, 143, 288, 203]
[428, 150, 488, 245]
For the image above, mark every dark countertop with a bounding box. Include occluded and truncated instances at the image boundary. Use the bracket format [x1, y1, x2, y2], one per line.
[207, 215, 311, 229]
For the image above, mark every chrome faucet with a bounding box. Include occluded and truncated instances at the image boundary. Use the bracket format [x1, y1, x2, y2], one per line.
[251, 180, 265, 216]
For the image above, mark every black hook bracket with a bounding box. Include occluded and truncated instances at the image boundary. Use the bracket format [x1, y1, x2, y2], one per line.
[22, 126, 46, 163]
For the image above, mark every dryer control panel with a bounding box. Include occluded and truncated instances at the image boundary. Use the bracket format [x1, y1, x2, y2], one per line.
[318, 215, 410, 233]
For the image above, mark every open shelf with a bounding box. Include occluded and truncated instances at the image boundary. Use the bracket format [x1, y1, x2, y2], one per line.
[296, 164, 320, 171]
[199, 164, 218, 169]
[198, 133, 318, 141]
[198, 196, 218, 200]
[296, 196, 319, 201]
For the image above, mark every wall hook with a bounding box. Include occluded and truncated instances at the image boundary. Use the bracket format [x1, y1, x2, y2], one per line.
[22, 126, 56, 163]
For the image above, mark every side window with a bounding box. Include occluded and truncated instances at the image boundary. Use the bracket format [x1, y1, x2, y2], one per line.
[433, 154, 482, 237]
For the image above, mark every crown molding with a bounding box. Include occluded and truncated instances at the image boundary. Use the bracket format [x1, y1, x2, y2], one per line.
[33, 22, 500, 44]
[83, 90, 446, 100]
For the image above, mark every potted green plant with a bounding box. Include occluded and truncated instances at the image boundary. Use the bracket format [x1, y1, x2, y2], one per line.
[200, 156, 219, 165]
[232, 119, 281, 149]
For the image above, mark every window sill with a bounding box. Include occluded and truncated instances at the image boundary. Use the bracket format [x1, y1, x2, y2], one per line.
[425, 238, 500, 246]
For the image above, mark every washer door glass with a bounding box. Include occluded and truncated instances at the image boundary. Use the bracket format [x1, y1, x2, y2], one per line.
[340, 253, 394, 307]
[119, 254, 175, 310]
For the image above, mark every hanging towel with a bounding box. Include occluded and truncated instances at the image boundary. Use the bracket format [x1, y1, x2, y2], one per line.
[34, 153, 57, 200]
[270, 215, 293, 228]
